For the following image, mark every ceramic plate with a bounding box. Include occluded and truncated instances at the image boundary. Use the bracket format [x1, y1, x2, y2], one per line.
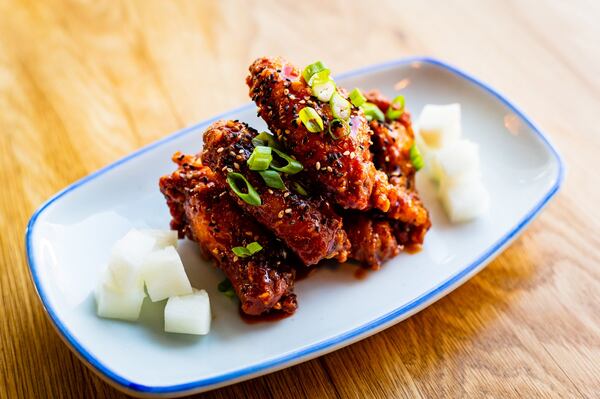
[25, 57, 564, 397]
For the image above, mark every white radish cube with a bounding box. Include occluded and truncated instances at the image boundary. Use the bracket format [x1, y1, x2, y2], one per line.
[140, 229, 178, 249]
[431, 140, 481, 185]
[165, 289, 211, 335]
[418, 103, 461, 148]
[108, 229, 156, 291]
[142, 246, 192, 302]
[95, 276, 146, 321]
[439, 179, 490, 223]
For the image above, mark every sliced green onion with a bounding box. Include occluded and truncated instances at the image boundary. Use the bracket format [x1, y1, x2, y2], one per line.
[218, 278, 233, 292]
[227, 172, 261, 206]
[252, 131, 281, 149]
[311, 75, 336, 102]
[232, 241, 263, 257]
[409, 144, 424, 171]
[291, 182, 308, 196]
[386, 95, 405, 120]
[349, 88, 366, 107]
[302, 61, 328, 84]
[270, 148, 303, 174]
[246, 241, 263, 254]
[298, 107, 324, 132]
[218, 279, 236, 298]
[330, 92, 351, 120]
[328, 118, 351, 140]
[259, 170, 285, 189]
[360, 102, 385, 122]
[247, 145, 272, 170]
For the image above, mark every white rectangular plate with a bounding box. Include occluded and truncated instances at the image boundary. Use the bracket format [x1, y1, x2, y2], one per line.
[26, 57, 563, 397]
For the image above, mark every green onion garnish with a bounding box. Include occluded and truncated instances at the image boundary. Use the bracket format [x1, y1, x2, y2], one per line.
[252, 131, 281, 149]
[259, 170, 286, 189]
[217, 278, 236, 298]
[247, 145, 272, 171]
[330, 92, 351, 120]
[227, 172, 261, 206]
[302, 61, 328, 85]
[386, 95, 405, 120]
[349, 88, 366, 107]
[298, 107, 324, 132]
[311, 75, 336, 102]
[270, 148, 303, 174]
[360, 102, 385, 122]
[328, 118, 350, 140]
[291, 182, 308, 196]
[409, 144, 424, 171]
[232, 241, 263, 257]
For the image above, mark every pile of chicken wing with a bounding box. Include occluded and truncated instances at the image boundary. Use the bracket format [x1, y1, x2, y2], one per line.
[159, 57, 431, 317]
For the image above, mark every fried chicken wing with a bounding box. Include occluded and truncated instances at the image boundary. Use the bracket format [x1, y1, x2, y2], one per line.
[247, 56, 374, 210]
[246, 57, 429, 227]
[159, 153, 297, 316]
[201, 120, 350, 266]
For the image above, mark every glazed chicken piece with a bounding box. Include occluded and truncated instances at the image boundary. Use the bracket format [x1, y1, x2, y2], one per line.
[344, 92, 431, 268]
[201, 120, 350, 266]
[159, 153, 297, 316]
[247, 57, 429, 227]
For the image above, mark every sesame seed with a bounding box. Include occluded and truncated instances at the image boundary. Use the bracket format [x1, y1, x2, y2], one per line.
[227, 167, 233, 173]
[233, 256, 239, 262]
[315, 162, 321, 170]
[350, 152, 356, 159]
[217, 147, 224, 153]
[234, 162, 240, 169]
[284, 192, 290, 198]
[229, 151, 236, 157]
[326, 166, 333, 172]
[239, 149, 244, 154]
[343, 150, 350, 156]
[385, 156, 390, 162]
[268, 189, 274, 194]
[222, 166, 228, 171]
[278, 210, 284, 218]
[285, 208, 292, 214]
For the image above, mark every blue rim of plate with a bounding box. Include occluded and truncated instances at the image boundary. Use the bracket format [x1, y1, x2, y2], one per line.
[25, 56, 565, 395]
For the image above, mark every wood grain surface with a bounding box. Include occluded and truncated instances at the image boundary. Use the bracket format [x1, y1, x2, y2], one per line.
[1, 0, 599, 398]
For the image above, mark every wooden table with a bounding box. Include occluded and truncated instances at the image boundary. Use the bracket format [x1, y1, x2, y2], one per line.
[2, 1, 599, 397]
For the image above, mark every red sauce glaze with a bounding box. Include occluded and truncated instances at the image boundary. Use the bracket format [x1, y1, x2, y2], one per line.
[239, 307, 294, 324]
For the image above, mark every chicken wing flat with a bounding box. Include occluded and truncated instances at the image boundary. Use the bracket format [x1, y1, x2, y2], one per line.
[159, 153, 297, 316]
[201, 120, 350, 266]
[247, 57, 429, 227]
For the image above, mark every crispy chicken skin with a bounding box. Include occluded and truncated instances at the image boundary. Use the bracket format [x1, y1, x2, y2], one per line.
[201, 120, 350, 266]
[159, 153, 297, 316]
[344, 212, 401, 269]
[247, 57, 429, 227]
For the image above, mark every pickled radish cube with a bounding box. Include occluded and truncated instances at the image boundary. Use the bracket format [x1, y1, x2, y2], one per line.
[140, 229, 178, 249]
[95, 276, 146, 321]
[439, 179, 490, 223]
[431, 140, 481, 185]
[142, 246, 192, 302]
[418, 104, 461, 148]
[108, 229, 156, 291]
[165, 289, 211, 335]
